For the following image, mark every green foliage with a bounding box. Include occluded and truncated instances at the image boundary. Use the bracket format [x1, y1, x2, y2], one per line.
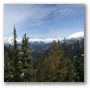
[20, 34, 35, 82]
[73, 40, 84, 82]
[4, 27, 84, 82]
[37, 40, 74, 82]
[4, 46, 12, 82]
[12, 26, 21, 82]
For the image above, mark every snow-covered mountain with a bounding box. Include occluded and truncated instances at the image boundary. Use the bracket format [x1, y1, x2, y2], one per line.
[4, 37, 13, 46]
[67, 32, 84, 39]
[4, 32, 84, 44]
[4, 37, 63, 44]
[4, 32, 84, 59]
[4, 37, 21, 45]
[30, 37, 63, 43]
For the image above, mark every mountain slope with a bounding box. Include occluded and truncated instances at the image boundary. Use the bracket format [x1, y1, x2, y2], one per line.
[4, 32, 84, 61]
[67, 32, 84, 39]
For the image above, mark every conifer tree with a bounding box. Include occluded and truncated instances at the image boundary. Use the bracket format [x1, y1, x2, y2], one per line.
[12, 26, 21, 82]
[35, 55, 44, 81]
[43, 40, 64, 81]
[42, 40, 75, 82]
[63, 57, 74, 82]
[73, 40, 84, 82]
[4, 46, 11, 82]
[64, 46, 74, 82]
[20, 34, 35, 82]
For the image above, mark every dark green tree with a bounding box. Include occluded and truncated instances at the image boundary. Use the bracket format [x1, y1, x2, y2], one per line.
[62, 57, 74, 82]
[12, 26, 21, 82]
[73, 40, 84, 82]
[4, 45, 12, 82]
[64, 46, 74, 82]
[20, 34, 35, 82]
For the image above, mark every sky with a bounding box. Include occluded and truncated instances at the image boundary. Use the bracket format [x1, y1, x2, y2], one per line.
[4, 4, 84, 39]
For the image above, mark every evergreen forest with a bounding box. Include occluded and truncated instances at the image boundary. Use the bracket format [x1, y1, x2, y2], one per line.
[4, 27, 84, 82]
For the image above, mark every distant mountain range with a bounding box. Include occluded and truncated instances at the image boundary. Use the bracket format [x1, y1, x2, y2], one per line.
[4, 32, 84, 45]
[4, 31, 84, 61]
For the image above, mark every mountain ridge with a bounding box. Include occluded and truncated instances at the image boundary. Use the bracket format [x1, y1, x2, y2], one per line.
[4, 31, 84, 44]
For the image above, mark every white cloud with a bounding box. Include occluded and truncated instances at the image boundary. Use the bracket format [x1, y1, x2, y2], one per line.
[4, 4, 84, 37]
[4, 4, 57, 36]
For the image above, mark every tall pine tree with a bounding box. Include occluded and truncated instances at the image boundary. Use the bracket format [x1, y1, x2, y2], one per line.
[12, 26, 21, 82]
[42, 40, 74, 82]
[42, 40, 64, 81]
[20, 34, 35, 82]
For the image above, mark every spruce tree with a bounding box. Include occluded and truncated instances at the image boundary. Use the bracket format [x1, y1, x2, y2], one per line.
[42, 40, 74, 82]
[73, 40, 84, 82]
[4, 45, 11, 82]
[12, 26, 21, 82]
[64, 46, 74, 82]
[43, 40, 64, 81]
[35, 55, 44, 81]
[62, 57, 74, 82]
[20, 34, 35, 82]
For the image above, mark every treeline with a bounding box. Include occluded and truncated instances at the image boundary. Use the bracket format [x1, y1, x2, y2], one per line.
[4, 27, 84, 82]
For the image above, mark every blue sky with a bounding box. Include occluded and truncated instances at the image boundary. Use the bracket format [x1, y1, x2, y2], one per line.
[4, 4, 84, 39]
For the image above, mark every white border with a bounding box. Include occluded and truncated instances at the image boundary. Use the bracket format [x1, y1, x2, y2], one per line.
[0, 0, 89, 88]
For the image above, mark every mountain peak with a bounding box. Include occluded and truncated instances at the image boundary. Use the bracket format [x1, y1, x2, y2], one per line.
[4, 36, 13, 44]
[67, 32, 84, 39]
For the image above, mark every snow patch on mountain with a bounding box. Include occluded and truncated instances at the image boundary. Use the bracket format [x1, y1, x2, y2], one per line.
[29, 37, 63, 43]
[67, 32, 84, 39]
[4, 37, 13, 44]
[4, 37, 21, 45]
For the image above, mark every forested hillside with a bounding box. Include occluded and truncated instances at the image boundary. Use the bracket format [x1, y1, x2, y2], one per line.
[4, 27, 84, 82]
